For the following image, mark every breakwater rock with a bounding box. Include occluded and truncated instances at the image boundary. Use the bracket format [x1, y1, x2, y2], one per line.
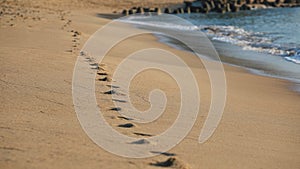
[121, 0, 300, 15]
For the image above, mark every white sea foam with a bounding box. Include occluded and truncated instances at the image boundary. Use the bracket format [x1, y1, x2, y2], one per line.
[118, 15, 199, 31]
[118, 15, 300, 65]
[285, 54, 300, 64]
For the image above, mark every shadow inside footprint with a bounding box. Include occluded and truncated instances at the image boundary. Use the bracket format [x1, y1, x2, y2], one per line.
[133, 132, 153, 137]
[112, 99, 127, 103]
[150, 157, 189, 168]
[110, 107, 121, 111]
[98, 67, 105, 71]
[89, 63, 98, 69]
[117, 116, 133, 121]
[118, 123, 135, 128]
[104, 90, 116, 94]
[107, 84, 119, 88]
[150, 151, 176, 157]
[130, 139, 150, 144]
[99, 77, 108, 81]
[89, 63, 98, 66]
[97, 72, 108, 75]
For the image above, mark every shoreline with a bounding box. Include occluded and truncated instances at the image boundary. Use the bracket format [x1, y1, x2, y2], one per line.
[116, 9, 300, 94]
[92, 18, 300, 168]
[1, 1, 300, 169]
[152, 27, 300, 94]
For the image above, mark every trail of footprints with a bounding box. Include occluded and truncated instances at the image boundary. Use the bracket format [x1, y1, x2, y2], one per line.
[95, 63, 190, 169]
[1, 1, 188, 168]
[0, 1, 80, 54]
[62, 18, 81, 54]
[95, 63, 156, 138]
[96, 63, 139, 130]
[0, 2, 43, 27]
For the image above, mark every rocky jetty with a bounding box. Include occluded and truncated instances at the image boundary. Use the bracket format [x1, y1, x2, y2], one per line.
[122, 0, 300, 15]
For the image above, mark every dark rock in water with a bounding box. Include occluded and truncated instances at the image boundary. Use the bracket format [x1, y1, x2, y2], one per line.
[240, 4, 252, 9]
[191, 0, 204, 8]
[231, 4, 241, 12]
[237, 0, 247, 5]
[265, 0, 278, 6]
[149, 7, 156, 12]
[173, 8, 180, 14]
[143, 7, 150, 13]
[164, 8, 172, 13]
[215, 3, 223, 12]
[179, 7, 185, 13]
[221, 8, 227, 13]
[253, 4, 268, 8]
[121, 0, 300, 15]
[216, 5, 227, 13]
[122, 9, 128, 15]
[154, 7, 160, 12]
[284, 0, 295, 2]
[185, 6, 191, 13]
[210, 0, 216, 9]
[136, 7, 144, 14]
[190, 6, 202, 13]
[189, 0, 205, 13]
[225, 3, 231, 12]
[204, 2, 212, 13]
[184, 1, 193, 7]
[128, 9, 133, 15]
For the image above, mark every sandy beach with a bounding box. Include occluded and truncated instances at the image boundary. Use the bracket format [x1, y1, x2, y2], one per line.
[1, 0, 300, 169]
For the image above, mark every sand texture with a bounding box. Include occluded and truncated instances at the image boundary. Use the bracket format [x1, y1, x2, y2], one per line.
[1, 0, 300, 169]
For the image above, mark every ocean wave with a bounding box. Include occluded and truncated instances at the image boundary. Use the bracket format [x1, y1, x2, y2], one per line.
[118, 15, 300, 64]
[200, 25, 300, 64]
[284, 51, 300, 64]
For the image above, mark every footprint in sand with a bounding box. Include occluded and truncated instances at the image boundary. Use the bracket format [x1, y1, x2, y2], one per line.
[133, 132, 153, 137]
[98, 77, 109, 81]
[110, 107, 121, 111]
[150, 151, 176, 157]
[89, 63, 98, 69]
[130, 138, 151, 144]
[112, 99, 127, 103]
[118, 123, 135, 128]
[104, 90, 116, 95]
[68, 29, 81, 53]
[107, 84, 119, 89]
[150, 157, 190, 169]
[97, 72, 108, 76]
[103, 89, 125, 96]
[96, 64, 111, 81]
[117, 116, 133, 121]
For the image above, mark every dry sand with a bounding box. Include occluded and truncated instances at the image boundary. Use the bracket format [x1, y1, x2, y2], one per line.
[1, 0, 300, 169]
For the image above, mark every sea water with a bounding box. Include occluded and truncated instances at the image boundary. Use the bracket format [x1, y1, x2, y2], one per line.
[119, 7, 300, 90]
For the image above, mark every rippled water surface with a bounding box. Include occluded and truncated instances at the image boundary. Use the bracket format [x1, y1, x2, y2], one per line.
[119, 8, 300, 83]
